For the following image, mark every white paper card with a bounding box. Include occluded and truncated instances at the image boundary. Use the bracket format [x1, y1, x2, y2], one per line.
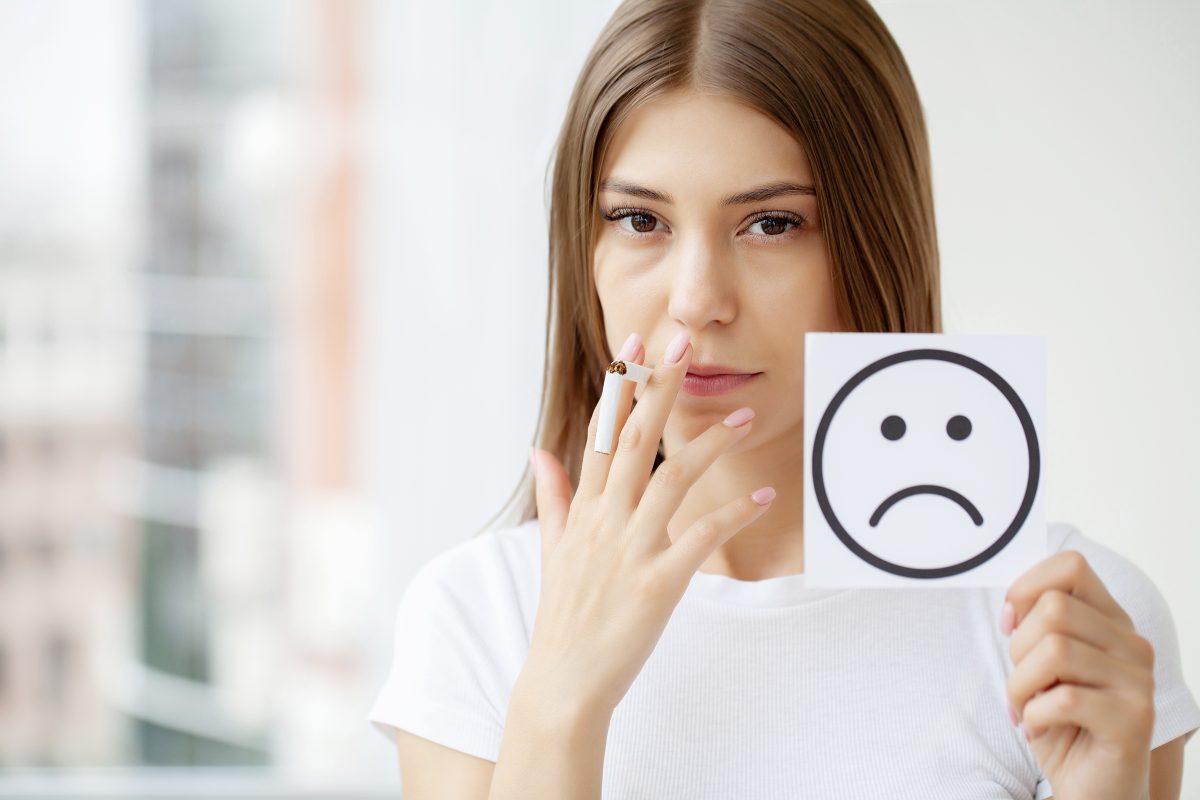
[803, 333, 1046, 588]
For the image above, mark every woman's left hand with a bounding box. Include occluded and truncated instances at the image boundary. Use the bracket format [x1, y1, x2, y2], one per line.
[1003, 550, 1156, 800]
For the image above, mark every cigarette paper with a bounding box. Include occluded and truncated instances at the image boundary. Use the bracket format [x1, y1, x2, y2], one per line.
[594, 359, 654, 454]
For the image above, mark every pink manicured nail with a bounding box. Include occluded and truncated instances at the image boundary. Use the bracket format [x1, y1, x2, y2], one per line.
[750, 486, 775, 505]
[663, 330, 690, 364]
[618, 331, 642, 360]
[723, 407, 755, 427]
[999, 601, 1015, 636]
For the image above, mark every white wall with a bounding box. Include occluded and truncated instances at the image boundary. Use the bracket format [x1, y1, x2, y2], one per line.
[363, 0, 1200, 791]
[874, 1, 1200, 790]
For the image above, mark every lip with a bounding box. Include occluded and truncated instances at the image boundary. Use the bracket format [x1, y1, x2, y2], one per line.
[686, 363, 752, 376]
[682, 371, 761, 397]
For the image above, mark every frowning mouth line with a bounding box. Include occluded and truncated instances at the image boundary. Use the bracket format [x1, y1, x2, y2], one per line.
[869, 484, 984, 527]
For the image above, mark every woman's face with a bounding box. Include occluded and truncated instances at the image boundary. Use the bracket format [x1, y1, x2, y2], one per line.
[593, 86, 844, 455]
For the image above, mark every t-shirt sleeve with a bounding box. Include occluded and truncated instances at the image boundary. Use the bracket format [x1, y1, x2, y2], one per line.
[1033, 524, 1200, 798]
[367, 545, 517, 762]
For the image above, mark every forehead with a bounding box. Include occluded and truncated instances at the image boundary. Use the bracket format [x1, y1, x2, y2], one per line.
[599, 88, 813, 189]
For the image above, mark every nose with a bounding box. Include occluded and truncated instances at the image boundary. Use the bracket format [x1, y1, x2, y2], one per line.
[665, 233, 738, 329]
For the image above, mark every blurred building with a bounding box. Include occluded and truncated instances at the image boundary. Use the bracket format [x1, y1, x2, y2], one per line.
[0, 235, 142, 767]
[0, 0, 144, 768]
[0, 0, 376, 782]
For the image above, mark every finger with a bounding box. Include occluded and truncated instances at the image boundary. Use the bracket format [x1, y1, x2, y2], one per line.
[1020, 683, 1153, 745]
[628, 407, 757, 554]
[605, 332, 693, 510]
[530, 447, 573, 569]
[576, 400, 607, 500]
[577, 335, 644, 500]
[656, 485, 775, 585]
[1007, 633, 1154, 722]
[1008, 589, 1151, 668]
[1004, 550, 1132, 634]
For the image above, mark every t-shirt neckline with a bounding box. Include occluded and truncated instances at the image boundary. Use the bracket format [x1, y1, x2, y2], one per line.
[685, 569, 851, 608]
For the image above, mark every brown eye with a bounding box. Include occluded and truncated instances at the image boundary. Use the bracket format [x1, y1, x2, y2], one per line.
[630, 213, 657, 233]
[746, 212, 806, 238]
[758, 217, 788, 235]
[602, 208, 664, 236]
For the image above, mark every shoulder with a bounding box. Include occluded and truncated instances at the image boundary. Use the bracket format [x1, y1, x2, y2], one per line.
[400, 517, 543, 638]
[368, 518, 543, 760]
[410, 517, 541, 603]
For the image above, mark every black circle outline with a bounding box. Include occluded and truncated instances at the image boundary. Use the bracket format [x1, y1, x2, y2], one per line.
[811, 348, 1040, 578]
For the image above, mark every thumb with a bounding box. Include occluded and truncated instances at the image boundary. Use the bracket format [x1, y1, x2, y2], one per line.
[530, 447, 571, 562]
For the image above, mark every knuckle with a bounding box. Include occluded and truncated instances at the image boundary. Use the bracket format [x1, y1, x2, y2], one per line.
[631, 565, 660, 602]
[1006, 588, 1031, 613]
[1044, 590, 1071, 626]
[690, 518, 720, 545]
[642, 560, 681, 606]
[1135, 694, 1156, 728]
[1062, 550, 1089, 580]
[617, 420, 643, 451]
[1134, 634, 1155, 667]
[648, 367, 672, 389]
[1054, 684, 1083, 714]
[652, 458, 689, 490]
[1047, 632, 1072, 661]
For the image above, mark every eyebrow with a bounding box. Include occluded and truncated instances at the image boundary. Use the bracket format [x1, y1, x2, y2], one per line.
[598, 178, 816, 206]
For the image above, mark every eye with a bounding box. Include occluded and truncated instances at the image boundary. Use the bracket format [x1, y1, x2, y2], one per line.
[946, 415, 971, 440]
[880, 415, 905, 440]
[746, 212, 806, 237]
[601, 207, 665, 236]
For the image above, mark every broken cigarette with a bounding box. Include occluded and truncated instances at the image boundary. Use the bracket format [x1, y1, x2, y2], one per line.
[594, 359, 654, 454]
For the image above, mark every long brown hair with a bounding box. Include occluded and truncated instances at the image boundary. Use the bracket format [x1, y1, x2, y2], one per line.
[473, 0, 941, 537]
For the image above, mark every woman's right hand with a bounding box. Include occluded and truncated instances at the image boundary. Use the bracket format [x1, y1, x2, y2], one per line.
[524, 330, 776, 721]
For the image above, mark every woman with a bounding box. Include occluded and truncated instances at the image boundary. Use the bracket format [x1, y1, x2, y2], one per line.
[370, 0, 1199, 797]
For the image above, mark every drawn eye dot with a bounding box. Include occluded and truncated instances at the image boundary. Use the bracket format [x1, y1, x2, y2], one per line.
[947, 414, 972, 440]
[880, 415, 906, 441]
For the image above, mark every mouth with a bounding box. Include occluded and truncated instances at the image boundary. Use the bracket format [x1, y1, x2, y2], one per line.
[686, 363, 756, 376]
[869, 484, 983, 527]
[682, 371, 761, 397]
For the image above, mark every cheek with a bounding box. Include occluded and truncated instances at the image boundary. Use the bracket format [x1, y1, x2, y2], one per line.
[593, 260, 659, 357]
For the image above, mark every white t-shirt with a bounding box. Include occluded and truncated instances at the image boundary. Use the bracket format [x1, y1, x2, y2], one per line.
[369, 519, 1200, 798]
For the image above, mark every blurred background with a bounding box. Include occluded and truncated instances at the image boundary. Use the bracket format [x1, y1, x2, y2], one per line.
[0, 0, 1196, 797]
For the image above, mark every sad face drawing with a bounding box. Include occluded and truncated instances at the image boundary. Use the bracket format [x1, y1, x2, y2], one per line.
[810, 348, 1040, 579]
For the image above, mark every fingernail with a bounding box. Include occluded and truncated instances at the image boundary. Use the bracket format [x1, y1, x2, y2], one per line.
[1022, 724, 1032, 741]
[723, 406, 755, 427]
[663, 330, 690, 364]
[999, 601, 1015, 636]
[750, 486, 776, 505]
[617, 331, 641, 360]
